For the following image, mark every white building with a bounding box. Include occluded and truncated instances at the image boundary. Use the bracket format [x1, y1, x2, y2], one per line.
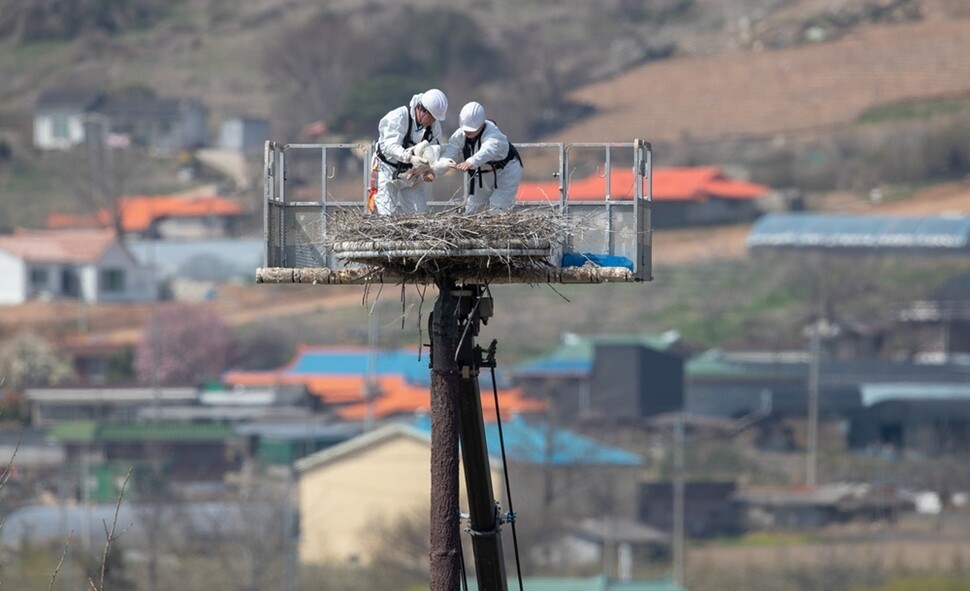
[0, 228, 155, 304]
[32, 89, 102, 150]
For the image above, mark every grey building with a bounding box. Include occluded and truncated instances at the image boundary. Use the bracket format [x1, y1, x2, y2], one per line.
[219, 116, 270, 155]
[514, 332, 689, 423]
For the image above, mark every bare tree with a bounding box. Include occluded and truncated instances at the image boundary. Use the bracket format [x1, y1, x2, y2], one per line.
[261, 10, 377, 140]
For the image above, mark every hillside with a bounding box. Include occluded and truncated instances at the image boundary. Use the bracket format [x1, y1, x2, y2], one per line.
[549, 17, 970, 144]
[0, 0, 967, 222]
[1, 0, 968, 144]
[2, 0, 970, 361]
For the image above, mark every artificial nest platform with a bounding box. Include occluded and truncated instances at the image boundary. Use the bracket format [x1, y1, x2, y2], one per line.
[256, 207, 636, 285]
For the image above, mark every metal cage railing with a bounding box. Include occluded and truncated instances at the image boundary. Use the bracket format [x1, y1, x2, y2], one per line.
[261, 140, 652, 284]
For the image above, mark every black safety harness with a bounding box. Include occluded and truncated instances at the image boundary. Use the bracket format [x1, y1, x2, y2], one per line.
[375, 108, 435, 178]
[463, 122, 522, 195]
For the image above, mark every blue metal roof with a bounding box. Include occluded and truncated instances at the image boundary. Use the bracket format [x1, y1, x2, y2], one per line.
[412, 415, 642, 466]
[287, 348, 431, 384]
[288, 348, 424, 375]
[747, 213, 970, 251]
[284, 347, 510, 388]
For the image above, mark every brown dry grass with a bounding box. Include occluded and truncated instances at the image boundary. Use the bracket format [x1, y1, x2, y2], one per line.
[689, 538, 970, 571]
[548, 18, 970, 144]
[688, 513, 970, 574]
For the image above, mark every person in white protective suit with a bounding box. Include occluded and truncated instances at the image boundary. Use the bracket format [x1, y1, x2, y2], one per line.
[440, 101, 523, 213]
[372, 88, 449, 215]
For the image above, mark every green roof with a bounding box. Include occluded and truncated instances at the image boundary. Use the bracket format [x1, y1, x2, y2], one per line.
[47, 421, 99, 441]
[47, 421, 236, 442]
[518, 333, 796, 383]
[685, 350, 799, 383]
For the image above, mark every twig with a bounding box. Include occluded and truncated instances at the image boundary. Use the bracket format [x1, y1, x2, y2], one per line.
[48, 531, 74, 591]
[326, 207, 574, 284]
[0, 421, 22, 588]
[88, 468, 133, 591]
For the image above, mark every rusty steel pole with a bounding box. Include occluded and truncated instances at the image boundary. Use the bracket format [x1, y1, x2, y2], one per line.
[429, 279, 462, 591]
[428, 281, 509, 591]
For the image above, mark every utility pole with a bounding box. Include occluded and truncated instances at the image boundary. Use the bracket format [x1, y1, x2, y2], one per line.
[363, 309, 379, 432]
[428, 281, 508, 591]
[428, 280, 463, 591]
[672, 413, 685, 587]
[807, 321, 821, 487]
[282, 467, 298, 591]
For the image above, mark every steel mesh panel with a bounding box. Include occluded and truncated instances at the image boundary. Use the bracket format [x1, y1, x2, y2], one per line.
[286, 207, 327, 268]
[267, 202, 283, 267]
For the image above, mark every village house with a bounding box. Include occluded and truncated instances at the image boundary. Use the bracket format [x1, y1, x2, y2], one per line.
[45, 192, 258, 286]
[294, 416, 644, 565]
[0, 228, 154, 304]
[512, 332, 689, 424]
[114, 193, 247, 240]
[516, 166, 774, 228]
[222, 345, 544, 423]
[33, 88, 208, 153]
[218, 115, 270, 155]
[32, 88, 102, 150]
[47, 193, 248, 240]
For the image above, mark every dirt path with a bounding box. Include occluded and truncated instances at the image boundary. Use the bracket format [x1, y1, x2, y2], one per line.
[0, 283, 364, 345]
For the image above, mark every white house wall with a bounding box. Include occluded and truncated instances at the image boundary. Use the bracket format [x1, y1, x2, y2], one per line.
[78, 265, 99, 303]
[0, 251, 26, 304]
[33, 113, 86, 150]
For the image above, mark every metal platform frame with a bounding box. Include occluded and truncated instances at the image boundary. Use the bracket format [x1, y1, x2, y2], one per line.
[257, 140, 653, 284]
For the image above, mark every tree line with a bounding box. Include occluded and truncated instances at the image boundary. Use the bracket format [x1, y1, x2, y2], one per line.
[0, 0, 171, 41]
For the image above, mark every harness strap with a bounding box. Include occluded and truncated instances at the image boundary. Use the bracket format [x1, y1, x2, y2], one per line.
[375, 110, 435, 178]
[462, 123, 523, 195]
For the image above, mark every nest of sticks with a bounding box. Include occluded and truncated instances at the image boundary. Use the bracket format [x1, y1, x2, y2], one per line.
[327, 206, 573, 283]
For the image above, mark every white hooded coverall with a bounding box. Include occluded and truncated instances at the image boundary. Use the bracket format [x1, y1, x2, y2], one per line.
[441, 120, 522, 213]
[373, 93, 443, 215]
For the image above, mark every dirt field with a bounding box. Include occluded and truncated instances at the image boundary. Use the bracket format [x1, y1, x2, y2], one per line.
[687, 513, 970, 576]
[0, 283, 363, 345]
[549, 18, 970, 144]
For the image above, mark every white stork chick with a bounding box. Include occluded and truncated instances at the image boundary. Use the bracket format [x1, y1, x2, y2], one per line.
[403, 140, 447, 181]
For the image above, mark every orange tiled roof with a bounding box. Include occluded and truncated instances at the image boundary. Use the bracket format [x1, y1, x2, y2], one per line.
[117, 195, 244, 233]
[222, 369, 544, 420]
[516, 166, 769, 203]
[703, 178, 774, 199]
[336, 377, 543, 421]
[46, 210, 112, 230]
[651, 166, 722, 201]
[0, 228, 116, 264]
